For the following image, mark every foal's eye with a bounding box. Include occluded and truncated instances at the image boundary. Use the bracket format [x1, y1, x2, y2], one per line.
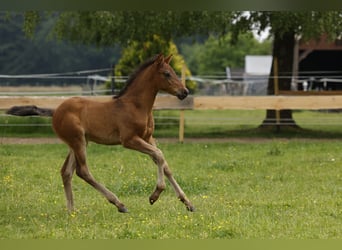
[163, 71, 171, 78]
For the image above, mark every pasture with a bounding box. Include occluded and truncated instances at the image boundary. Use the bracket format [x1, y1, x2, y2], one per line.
[0, 140, 341, 239]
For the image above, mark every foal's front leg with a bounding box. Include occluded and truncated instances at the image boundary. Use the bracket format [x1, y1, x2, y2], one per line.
[122, 136, 195, 211]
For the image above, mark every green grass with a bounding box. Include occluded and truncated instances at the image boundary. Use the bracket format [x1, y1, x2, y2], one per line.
[0, 141, 341, 239]
[0, 114, 54, 137]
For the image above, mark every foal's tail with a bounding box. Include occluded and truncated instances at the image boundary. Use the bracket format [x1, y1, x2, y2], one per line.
[6, 105, 54, 117]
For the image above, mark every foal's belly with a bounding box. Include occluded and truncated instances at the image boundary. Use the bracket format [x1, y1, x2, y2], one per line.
[85, 131, 121, 145]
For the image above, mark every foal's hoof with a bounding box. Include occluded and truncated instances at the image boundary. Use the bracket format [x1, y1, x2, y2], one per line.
[149, 198, 156, 205]
[118, 207, 129, 213]
[186, 205, 195, 212]
[149, 194, 159, 205]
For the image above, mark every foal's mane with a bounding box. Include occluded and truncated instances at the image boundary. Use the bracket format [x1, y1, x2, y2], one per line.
[114, 55, 158, 99]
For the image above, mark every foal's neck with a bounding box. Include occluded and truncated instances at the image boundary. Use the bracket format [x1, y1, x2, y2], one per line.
[119, 74, 159, 113]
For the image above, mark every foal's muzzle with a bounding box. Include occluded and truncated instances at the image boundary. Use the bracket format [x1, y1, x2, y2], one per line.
[177, 88, 189, 100]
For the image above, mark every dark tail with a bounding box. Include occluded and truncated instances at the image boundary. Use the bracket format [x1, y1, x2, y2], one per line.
[6, 105, 54, 117]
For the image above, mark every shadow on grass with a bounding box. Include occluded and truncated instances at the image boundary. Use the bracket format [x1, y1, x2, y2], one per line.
[184, 126, 342, 139]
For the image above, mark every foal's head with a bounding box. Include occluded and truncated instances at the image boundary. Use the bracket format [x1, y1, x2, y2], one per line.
[153, 54, 189, 100]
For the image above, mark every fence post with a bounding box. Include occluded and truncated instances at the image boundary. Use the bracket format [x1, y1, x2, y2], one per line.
[179, 110, 185, 143]
[111, 64, 116, 95]
[179, 64, 186, 143]
[273, 57, 281, 131]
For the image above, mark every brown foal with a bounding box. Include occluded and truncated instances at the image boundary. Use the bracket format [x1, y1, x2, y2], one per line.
[52, 54, 194, 213]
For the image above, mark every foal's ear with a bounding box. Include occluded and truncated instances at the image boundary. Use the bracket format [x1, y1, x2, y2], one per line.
[165, 54, 173, 64]
[155, 53, 164, 66]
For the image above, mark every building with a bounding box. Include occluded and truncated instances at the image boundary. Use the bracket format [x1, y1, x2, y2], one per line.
[295, 34, 342, 91]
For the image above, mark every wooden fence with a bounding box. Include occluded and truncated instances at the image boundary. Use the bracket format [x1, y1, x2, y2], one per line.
[2, 94, 342, 142]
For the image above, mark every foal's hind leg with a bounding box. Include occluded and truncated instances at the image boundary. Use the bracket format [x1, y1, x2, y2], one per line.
[72, 144, 128, 213]
[60, 151, 76, 211]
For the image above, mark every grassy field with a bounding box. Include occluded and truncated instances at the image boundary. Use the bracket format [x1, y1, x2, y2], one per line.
[0, 141, 341, 239]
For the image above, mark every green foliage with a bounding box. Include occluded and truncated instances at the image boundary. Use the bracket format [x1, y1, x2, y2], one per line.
[0, 141, 341, 238]
[22, 11, 40, 38]
[21, 11, 342, 51]
[50, 11, 233, 47]
[180, 33, 272, 75]
[114, 34, 171, 76]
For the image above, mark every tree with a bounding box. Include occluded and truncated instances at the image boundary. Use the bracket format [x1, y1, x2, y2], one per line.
[0, 12, 120, 83]
[24, 11, 232, 47]
[231, 11, 342, 129]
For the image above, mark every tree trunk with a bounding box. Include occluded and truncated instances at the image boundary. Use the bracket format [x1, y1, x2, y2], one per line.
[260, 30, 299, 130]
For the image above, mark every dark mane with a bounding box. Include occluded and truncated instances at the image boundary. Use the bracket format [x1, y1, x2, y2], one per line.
[113, 55, 158, 99]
